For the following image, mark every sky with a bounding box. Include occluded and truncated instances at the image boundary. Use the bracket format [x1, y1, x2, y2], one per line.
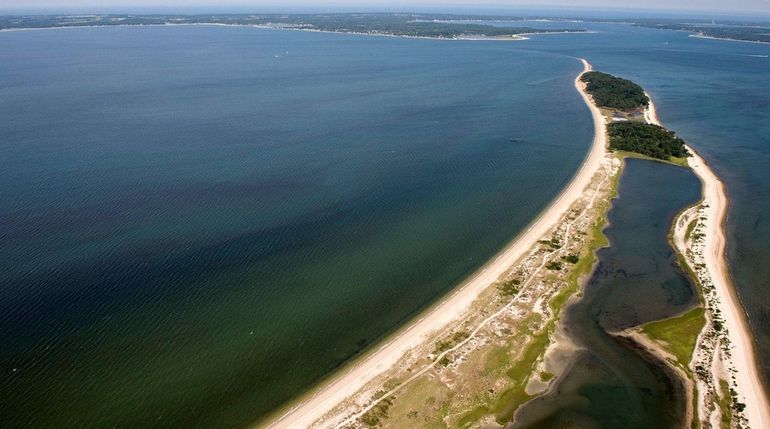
[1, 0, 769, 15]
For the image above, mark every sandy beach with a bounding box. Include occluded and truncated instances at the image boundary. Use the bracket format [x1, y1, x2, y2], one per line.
[646, 99, 770, 428]
[261, 58, 607, 429]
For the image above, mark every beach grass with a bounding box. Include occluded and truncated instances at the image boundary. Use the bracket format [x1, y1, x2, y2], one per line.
[685, 218, 698, 242]
[670, 156, 690, 167]
[717, 379, 734, 429]
[486, 166, 620, 425]
[615, 150, 691, 168]
[641, 306, 706, 365]
[454, 222, 614, 428]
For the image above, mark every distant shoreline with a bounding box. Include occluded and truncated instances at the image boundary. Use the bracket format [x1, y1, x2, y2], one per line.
[0, 21, 592, 41]
[689, 33, 770, 45]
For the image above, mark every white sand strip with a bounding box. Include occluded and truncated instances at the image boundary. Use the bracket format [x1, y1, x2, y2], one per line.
[260, 58, 606, 429]
[646, 98, 770, 428]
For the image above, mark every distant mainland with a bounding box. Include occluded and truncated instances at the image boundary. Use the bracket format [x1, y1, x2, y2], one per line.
[0, 13, 584, 40]
[2, 13, 770, 44]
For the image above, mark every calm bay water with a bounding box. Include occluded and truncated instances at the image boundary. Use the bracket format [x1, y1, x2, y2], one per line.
[513, 158, 702, 428]
[0, 26, 592, 427]
[2, 20, 769, 429]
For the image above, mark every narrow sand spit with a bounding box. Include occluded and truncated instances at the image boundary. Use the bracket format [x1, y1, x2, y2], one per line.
[646, 98, 770, 428]
[260, 58, 607, 429]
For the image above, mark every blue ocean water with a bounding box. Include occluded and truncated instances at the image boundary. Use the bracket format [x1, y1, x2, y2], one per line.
[2, 21, 769, 428]
[0, 26, 592, 427]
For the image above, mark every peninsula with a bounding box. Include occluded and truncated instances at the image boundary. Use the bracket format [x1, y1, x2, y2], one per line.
[261, 62, 770, 429]
[4, 13, 770, 429]
[262, 59, 611, 429]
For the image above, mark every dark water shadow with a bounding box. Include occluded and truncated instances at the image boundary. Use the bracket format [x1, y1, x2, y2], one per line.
[512, 158, 702, 429]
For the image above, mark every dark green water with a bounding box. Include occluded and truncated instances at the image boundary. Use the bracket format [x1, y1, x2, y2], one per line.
[0, 26, 593, 427]
[513, 159, 701, 428]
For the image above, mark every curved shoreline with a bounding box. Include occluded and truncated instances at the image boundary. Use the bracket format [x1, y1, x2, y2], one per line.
[646, 99, 770, 427]
[260, 58, 607, 429]
[0, 23, 587, 41]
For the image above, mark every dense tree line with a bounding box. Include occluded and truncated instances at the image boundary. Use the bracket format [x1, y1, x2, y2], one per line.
[608, 122, 690, 160]
[581, 71, 649, 110]
[0, 14, 585, 38]
[635, 21, 770, 43]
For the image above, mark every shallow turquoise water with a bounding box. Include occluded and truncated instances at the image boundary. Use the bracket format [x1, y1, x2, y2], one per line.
[0, 26, 592, 427]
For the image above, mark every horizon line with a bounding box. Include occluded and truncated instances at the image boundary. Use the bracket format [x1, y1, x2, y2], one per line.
[1, 5, 770, 19]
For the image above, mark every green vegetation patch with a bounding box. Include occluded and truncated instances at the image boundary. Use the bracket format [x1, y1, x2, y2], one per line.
[360, 390, 395, 427]
[444, 167, 621, 428]
[486, 194, 618, 425]
[609, 122, 690, 161]
[498, 278, 521, 297]
[483, 160, 619, 425]
[641, 306, 706, 365]
[717, 379, 734, 429]
[669, 156, 690, 168]
[538, 238, 562, 249]
[581, 71, 649, 110]
[685, 219, 698, 242]
[434, 331, 470, 354]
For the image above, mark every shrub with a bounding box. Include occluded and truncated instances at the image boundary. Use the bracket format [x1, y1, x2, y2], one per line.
[498, 279, 521, 296]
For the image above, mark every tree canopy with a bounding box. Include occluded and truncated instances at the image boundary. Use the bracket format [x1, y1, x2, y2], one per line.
[581, 71, 649, 110]
[608, 122, 690, 160]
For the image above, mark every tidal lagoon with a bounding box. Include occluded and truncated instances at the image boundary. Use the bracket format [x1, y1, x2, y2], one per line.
[513, 158, 702, 428]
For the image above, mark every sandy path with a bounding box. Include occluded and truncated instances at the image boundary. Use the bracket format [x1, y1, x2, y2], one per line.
[646, 99, 770, 428]
[260, 58, 606, 429]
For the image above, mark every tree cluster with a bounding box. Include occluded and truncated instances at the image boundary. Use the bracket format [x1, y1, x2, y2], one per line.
[581, 71, 649, 110]
[608, 122, 690, 160]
